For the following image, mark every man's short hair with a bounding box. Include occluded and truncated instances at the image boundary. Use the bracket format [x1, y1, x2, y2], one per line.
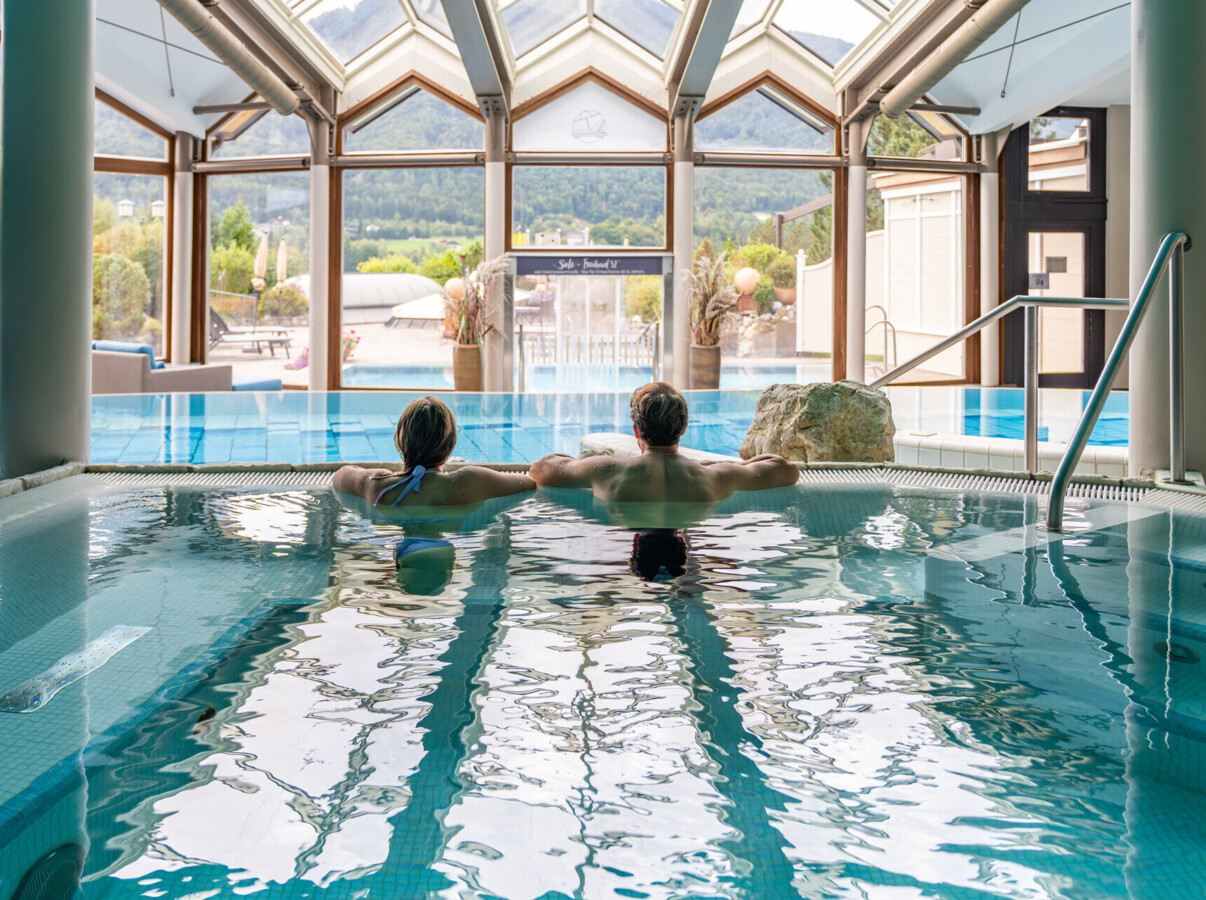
[630, 382, 688, 446]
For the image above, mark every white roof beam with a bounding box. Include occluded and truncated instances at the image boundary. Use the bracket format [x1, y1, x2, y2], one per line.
[839, 0, 974, 125]
[439, 0, 512, 116]
[668, 0, 743, 118]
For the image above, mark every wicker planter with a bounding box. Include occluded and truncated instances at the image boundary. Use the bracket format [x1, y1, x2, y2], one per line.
[690, 343, 722, 390]
[452, 343, 483, 392]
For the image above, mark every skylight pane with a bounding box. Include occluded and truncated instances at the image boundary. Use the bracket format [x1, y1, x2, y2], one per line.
[501, 0, 586, 58]
[594, 0, 679, 59]
[729, 0, 771, 40]
[410, 0, 453, 38]
[212, 111, 312, 159]
[696, 90, 832, 154]
[343, 87, 485, 153]
[773, 0, 882, 68]
[301, 0, 408, 64]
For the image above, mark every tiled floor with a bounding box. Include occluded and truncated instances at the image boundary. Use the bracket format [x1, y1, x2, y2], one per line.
[90, 387, 1130, 466]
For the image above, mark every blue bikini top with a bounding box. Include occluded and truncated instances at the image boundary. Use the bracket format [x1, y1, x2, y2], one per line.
[374, 465, 429, 506]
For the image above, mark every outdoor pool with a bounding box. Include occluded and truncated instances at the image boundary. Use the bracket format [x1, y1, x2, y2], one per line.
[90, 387, 1129, 466]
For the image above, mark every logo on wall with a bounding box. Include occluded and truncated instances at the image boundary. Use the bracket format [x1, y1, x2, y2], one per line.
[572, 109, 607, 143]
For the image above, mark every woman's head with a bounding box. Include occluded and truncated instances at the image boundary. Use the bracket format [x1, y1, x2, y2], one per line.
[394, 396, 457, 471]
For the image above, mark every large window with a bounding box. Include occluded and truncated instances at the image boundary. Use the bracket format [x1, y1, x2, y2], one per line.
[93, 96, 171, 357]
[339, 167, 484, 389]
[512, 167, 667, 249]
[694, 167, 834, 386]
[208, 173, 311, 388]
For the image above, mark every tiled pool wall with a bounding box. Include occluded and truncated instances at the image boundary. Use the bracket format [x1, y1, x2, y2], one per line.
[89, 386, 1130, 472]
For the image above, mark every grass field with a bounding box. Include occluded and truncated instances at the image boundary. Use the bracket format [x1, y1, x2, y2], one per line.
[383, 237, 475, 256]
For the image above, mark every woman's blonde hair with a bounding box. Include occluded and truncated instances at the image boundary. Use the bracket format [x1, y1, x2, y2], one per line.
[394, 396, 457, 472]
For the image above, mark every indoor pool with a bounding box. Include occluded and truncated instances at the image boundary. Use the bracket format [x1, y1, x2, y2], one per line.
[90, 387, 1129, 465]
[1, 478, 1203, 898]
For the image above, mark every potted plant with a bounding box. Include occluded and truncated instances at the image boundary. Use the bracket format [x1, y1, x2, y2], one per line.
[768, 257, 797, 305]
[444, 255, 506, 391]
[687, 251, 739, 390]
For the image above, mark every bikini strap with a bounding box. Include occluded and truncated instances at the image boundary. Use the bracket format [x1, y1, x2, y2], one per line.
[374, 465, 428, 506]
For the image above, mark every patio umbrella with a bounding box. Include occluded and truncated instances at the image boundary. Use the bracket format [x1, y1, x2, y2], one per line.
[276, 238, 287, 286]
[252, 231, 269, 292]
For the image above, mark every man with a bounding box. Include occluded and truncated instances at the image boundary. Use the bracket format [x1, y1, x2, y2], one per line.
[529, 382, 798, 503]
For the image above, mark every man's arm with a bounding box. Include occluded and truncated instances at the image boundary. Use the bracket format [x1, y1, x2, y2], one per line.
[706, 455, 799, 493]
[529, 453, 617, 488]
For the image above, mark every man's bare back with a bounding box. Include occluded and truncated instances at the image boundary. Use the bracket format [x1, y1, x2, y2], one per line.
[529, 448, 798, 502]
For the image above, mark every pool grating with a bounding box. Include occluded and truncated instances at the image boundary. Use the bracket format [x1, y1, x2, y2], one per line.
[72, 463, 1206, 514]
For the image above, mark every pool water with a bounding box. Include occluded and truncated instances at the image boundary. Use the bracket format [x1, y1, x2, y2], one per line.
[2, 480, 1204, 898]
[91, 386, 1129, 465]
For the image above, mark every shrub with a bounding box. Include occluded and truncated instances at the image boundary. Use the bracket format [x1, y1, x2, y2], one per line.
[753, 281, 777, 315]
[344, 238, 388, 270]
[358, 253, 417, 273]
[768, 257, 796, 289]
[731, 241, 783, 274]
[624, 275, 662, 323]
[262, 282, 308, 318]
[210, 242, 255, 296]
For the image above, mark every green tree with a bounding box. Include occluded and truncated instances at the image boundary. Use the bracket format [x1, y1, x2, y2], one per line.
[93, 253, 150, 341]
[807, 172, 834, 264]
[694, 236, 716, 262]
[344, 238, 388, 271]
[210, 242, 256, 296]
[213, 201, 256, 251]
[867, 114, 936, 159]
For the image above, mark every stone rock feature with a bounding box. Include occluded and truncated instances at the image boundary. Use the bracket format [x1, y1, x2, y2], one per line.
[739, 380, 895, 463]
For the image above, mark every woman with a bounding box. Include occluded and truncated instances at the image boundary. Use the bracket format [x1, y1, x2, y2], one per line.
[333, 396, 534, 574]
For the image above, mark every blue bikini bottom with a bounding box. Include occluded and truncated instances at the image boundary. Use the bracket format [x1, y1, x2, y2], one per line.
[393, 537, 454, 565]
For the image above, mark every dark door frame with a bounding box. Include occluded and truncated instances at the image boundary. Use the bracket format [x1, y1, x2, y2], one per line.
[1001, 106, 1108, 387]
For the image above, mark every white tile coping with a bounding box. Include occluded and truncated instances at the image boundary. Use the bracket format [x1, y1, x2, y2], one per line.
[893, 431, 1128, 478]
[579, 430, 1127, 478]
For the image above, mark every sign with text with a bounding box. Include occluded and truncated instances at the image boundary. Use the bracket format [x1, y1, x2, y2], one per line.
[515, 256, 666, 277]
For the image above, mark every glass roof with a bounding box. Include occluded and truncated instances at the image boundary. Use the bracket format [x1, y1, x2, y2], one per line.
[343, 86, 485, 153]
[411, 0, 453, 38]
[729, 0, 772, 41]
[593, 0, 680, 60]
[772, 0, 885, 69]
[696, 87, 833, 154]
[299, 0, 409, 64]
[500, 0, 587, 59]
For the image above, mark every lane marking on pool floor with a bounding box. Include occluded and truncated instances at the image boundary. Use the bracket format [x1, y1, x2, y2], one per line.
[936, 504, 1166, 564]
[0, 625, 151, 714]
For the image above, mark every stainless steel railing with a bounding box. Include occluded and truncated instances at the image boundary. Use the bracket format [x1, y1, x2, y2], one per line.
[1046, 231, 1190, 530]
[870, 294, 1129, 472]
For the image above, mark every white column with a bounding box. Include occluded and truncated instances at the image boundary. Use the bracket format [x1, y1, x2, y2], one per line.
[308, 123, 330, 392]
[979, 132, 1000, 386]
[483, 108, 509, 392]
[170, 133, 194, 365]
[1104, 105, 1132, 388]
[672, 159, 693, 389]
[1129, 0, 1206, 476]
[484, 160, 509, 391]
[846, 157, 868, 383]
[670, 109, 695, 390]
[0, 0, 93, 476]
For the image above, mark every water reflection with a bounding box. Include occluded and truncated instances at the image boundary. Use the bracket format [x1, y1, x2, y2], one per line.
[6, 485, 1206, 897]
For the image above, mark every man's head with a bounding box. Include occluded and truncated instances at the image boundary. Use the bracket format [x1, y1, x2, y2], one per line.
[629, 382, 688, 448]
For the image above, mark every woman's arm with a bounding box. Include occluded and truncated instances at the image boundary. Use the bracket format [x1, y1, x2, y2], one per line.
[332, 465, 396, 498]
[452, 466, 536, 502]
[529, 454, 616, 488]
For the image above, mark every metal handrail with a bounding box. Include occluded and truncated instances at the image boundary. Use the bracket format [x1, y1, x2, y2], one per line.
[1046, 231, 1191, 530]
[865, 305, 898, 374]
[870, 293, 1129, 471]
